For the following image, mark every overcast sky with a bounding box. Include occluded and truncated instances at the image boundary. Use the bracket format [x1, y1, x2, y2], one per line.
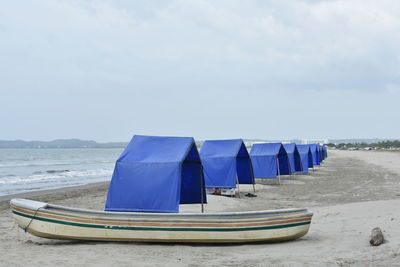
[1, 0, 399, 142]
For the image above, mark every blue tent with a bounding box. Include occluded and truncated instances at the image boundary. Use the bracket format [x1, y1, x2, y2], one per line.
[318, 145, 328, 162]
[250, 143, 291, 178]
[309, 144, 321, 166]
[105, 135, 206, 213]
[322, 146, 328, 160]
[200, 139, 254, 188]
[296, 144, 313, 173]
[283, 143, 303, 173]
[318, 145, 324, 162]
[323, 146, 328, 159]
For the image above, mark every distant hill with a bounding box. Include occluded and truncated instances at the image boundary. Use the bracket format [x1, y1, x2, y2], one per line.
[0, 139, 128, 148]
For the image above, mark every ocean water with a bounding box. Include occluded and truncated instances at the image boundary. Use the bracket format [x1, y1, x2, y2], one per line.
[0, 148, 123, 196]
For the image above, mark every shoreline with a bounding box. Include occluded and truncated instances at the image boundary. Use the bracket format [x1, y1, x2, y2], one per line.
[0, 181, 109, 211]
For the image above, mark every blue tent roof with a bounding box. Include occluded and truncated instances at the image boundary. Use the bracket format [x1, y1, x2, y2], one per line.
[250, 143, 291, 178]
[296, 144, 313, 172]
[200, 139, 253, 188]
[105, 135, 206, 213]
[283, 143, 303, 173]
[309, 144, 321, 165]
[250, 143, 287, 156]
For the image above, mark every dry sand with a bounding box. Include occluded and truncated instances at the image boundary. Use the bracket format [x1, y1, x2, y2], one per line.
[1, 150, 400, 266]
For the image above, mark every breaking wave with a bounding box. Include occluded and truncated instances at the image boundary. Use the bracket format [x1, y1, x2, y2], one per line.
[0, 148, 122, 196]
[0, 169, 112, 186]
[0, 160, 115, 168]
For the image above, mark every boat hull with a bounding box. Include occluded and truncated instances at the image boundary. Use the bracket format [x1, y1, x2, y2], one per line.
[11, 198, 312, 243]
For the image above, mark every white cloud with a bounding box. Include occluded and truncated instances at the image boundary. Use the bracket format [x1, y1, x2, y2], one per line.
[0, 0, 399, 140]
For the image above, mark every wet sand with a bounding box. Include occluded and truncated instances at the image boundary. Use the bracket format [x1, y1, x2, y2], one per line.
[1, 150, 400, 266]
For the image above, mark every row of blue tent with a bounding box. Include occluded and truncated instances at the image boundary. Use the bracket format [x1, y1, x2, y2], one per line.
[105, 135, 328, 213]
[250, 142, 326, 180]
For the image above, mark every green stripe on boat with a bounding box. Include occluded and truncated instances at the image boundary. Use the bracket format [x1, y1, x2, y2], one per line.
[13, 210, 310, 232]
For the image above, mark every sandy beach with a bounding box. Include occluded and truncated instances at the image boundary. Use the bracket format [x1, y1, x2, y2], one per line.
[1, 150, 400, 266]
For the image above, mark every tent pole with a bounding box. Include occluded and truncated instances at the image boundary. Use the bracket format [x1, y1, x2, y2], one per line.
[236, 174, 241, 198]
[200, 165, 204, 213]
[276, 156, 281, 185]
[249, 158, 256, 193]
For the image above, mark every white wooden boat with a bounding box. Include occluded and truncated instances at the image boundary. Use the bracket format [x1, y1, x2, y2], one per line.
[10, 198, 313, 243]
